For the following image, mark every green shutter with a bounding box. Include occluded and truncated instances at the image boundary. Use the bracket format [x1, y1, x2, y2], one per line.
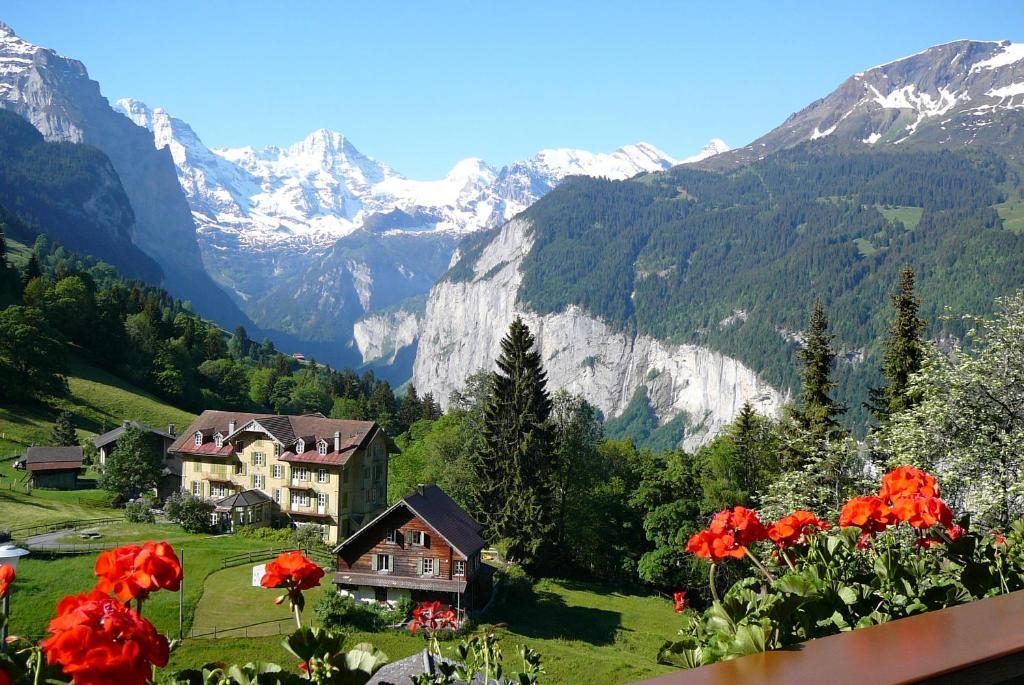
[416, 558, 423, 575]
[371, 554, 378, 571]
[388, 554, 395, 572]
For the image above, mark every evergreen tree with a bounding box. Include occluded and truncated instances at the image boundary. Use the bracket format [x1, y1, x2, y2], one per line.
[868, 267, 928, 424]
[22, 252, 41, 287]
[99, 427, 163, 499]
[793, 299, 845, 439]
[421, 392, 442, 421]
[0, 224, 6, 262]
[476, 317, 553, 565]
[203, 326, 227, 360]
[397, 384, 423, 433]
[49, 410, 79, 446]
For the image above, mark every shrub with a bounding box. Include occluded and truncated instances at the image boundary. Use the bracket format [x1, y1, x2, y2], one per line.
[313, 592, 414, 632]
[492, 563, 532, 610]
[164, 491, 214, 534]
[124, 495, 156, 523]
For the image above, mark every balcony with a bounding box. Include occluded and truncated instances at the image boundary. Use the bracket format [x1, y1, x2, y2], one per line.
[634, 590, 1024, 685]
[282, 507, 332, 520]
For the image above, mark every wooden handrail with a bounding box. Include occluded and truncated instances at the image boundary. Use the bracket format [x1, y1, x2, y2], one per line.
[633, 590, 1024, 685]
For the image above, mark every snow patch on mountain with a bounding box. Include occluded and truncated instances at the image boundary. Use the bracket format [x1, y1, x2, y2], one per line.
[681, 138, 730, 163]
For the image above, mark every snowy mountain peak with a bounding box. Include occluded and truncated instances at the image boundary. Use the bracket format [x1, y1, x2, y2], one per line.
[681, 138, 730, 164]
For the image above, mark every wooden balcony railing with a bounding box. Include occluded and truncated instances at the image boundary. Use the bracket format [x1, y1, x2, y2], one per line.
[633, 590, 1024, 685]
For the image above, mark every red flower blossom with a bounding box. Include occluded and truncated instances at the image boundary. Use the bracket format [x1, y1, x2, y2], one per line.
[767, 511, 830, 548]
[879, 466, 939, 503]
[673, 591, 689, 613]
[947, 524, 966, 541]
[709, 506, 769, 546]
[94, 542, 182, 603]
[993, 530, 1007, 546]
[839, 496, 895, 535]
[685, 529, 746, 562]
[913, 536, 943, 549]
[260, 551, 324, 592]
[891, 496, 954, 530]
[0, 564, 13, 599]
[409, 601, 458, 635]
[40, 590, 168, 685]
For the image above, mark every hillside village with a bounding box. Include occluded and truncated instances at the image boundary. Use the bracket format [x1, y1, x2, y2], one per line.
[3, 9, 1024, 685]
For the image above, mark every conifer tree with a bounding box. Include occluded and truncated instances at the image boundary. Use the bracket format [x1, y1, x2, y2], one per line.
[22, 252, 41, 286]
[476, 317, 553, 565]
[793, 298, 844, 439]
[421, 393, 442, 421]
[0, 224, 6, 262]
[868, 267, 927, 424]
[50, 410, 79, 446]
[397, 384, 422, 433]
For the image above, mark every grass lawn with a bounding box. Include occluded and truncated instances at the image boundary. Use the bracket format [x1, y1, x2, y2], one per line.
[7, 522, 276, 639]
[0, 480, 115, 532]
[996, 197, 1024, 234]
[178, 577, 680, 684]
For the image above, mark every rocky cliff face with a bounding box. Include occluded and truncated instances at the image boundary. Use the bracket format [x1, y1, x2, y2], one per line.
[412, 219, 785, 448]
[0, 22, 250, 326]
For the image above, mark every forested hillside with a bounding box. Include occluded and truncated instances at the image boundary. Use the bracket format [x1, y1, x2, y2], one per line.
[482, 142, 1024, 430]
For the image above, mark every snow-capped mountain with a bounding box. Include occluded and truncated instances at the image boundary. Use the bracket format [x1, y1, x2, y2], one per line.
[680, 137, 730, 163]
[118, 98, 699, 358]
[703, 40, 1024, 169]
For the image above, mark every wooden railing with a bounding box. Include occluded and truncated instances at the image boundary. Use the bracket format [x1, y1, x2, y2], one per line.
[220, 547, 332, 569]
[633, 590, 1024, 685]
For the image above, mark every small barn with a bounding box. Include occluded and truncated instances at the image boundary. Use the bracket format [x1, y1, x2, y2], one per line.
[22, 446, 84, 489]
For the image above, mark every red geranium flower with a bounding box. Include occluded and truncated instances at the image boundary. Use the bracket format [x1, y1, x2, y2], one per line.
[0, 564, 13, 599]
[891, 496, 953, 530]
[709, 506, 769, 546]
[260, 551, 324, 591]
[409, 601, 458, 635]
[673, 591, 689, 613]
[993, 530, 1007, 546]
[94, 542, 182, 603]
[839, 496, 894, 535]
[40, 590, 168, 685]
[947, 524, 965, 541]
[685, 529, 747, 562]
[879, 466, 939, 503]
[767, 511, 830, 548]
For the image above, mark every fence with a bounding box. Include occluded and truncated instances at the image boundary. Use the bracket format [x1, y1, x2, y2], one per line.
[9, 516, 124, 541]
[187, 616, 301, 639]
[220, 546, 333, 569]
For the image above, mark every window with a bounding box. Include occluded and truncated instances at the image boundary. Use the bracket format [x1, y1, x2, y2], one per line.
[317, 492, 327, 509]
[212, 484, 225, 498]
[193, 461, 201, 473]
[421, 558, 435, 575]
[317, 469, 328, 483]
[236, 439, 245, 451]
[374, 553, 391, 573]
[274, 443, 282, 457]
[296, 439, 305, 454]
[194, 432, 203, 446]
[454, 560, 466, 577]
[253, 474, 264, 490]
[409, 531, 427, 547]
[385, 529, 398, 544]
[317, 441, 327, 456]
[253, 452, 265, 466]
[234, 463, 246, 476]
[192, 481, 202, 496]
[299, 467, 309, 481]
[272, 464, 283, 479]
[214, 434, 224, 449]
[291, 492, 309, 508]
[273, 488, 281, 504]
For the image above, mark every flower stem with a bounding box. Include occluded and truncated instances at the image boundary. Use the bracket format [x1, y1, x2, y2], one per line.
[293, 602, 302, 630]
[708, 563, 720, 604]
[745, 549, 776, 584]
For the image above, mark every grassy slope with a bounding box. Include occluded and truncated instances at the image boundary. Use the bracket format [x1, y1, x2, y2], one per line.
[175, 578, 679, 684]
[876, 205, 924, 231]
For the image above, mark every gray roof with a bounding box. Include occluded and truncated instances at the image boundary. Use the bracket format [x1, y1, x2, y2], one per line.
[367, 650, 500, 685]
[23, 446, 84, 464]
[215, 489, 272, 508]
[333, 484, 485, 559]
[91, 421, 176, 448]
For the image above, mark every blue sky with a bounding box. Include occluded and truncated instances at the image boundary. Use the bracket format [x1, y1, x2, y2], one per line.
[4, 1, 1022, 178]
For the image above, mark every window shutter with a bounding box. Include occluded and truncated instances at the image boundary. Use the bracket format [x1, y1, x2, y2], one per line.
[388, 554, 394, 572]
[417, 558, 423, 575]
[371, 554, 378, 571]
[422, 533, 430, 548]
[433, 559, 439, 576]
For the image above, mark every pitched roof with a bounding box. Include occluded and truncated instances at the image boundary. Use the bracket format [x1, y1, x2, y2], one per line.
[332, 484, 485, 558]
[24, 446, 84, 466]
[90, 421, 176, 449]
[215, 489, 272, 509]
[28, 461, 83, 472]
[168, 410, 381, 457]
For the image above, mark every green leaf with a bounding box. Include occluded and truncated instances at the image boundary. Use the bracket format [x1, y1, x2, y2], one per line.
[837, 585, 859, 605]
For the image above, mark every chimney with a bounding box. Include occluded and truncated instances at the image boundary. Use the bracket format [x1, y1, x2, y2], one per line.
[228, 420, 236, 434]
[168, 424, 176, 436]
[334, 431, 341, 453]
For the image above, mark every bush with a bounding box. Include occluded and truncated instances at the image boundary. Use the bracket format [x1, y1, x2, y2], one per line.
[124, 495, 156, 523]
[234, 525, 294, 544]
[492, 563, 532, 610]
[313, 593, 413, 632]
[164, 491, 214, 534]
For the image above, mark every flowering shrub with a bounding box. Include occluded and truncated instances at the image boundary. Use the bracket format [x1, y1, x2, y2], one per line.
[660, 467, 1024, 669]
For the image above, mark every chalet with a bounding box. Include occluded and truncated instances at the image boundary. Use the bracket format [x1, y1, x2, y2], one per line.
[332, 484, 487, 614]
[20, 446, 84, 489]
[169, 410, 393, 543]
[91, 421, 180, 499]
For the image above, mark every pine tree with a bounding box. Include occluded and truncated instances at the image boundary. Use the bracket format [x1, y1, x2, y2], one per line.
[868, 267, 927, 424]
[421, 393, 442, 421]
[0, 224, 6, 262]
[476, 317, 553, 565]
[50, 410, 79, 446]
[793, 299, 844, 439]
[397, 384, 423, 433]
[22, 252, 42, 286]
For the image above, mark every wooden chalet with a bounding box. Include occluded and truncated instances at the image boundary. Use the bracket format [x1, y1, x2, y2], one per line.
[18, 446, 84, 489]
[332, 484, 488, 613]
